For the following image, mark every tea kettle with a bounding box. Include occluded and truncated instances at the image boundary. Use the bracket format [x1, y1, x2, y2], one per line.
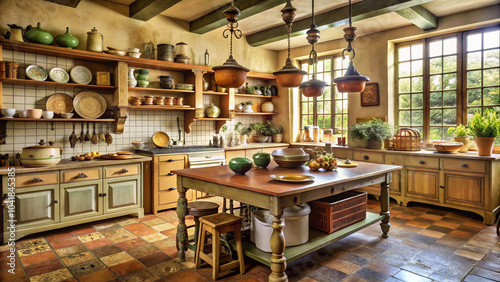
[86, 27, 103, 52]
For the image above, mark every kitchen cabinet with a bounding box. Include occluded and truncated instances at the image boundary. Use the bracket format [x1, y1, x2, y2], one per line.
[406, 168, 439, 202]
[1, 158, 147, 242]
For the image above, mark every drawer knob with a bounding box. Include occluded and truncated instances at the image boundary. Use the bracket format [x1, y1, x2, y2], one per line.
[102, 193, 107, 197]
[363, 155, 369, 160]
[167, 172, 175, 176]
[98, 193, 103, 197]
[54, 200, 59, 204]
[419, 160, 425, 164]
[439, 185, 444, 189]
[167, 159, 175, 162]
[118, 168, 129, 173]
[29, 177, 44, 183]
[76, 173, 88, 178]
[461, 163, 468, 168]
[168, 187, 177, 191]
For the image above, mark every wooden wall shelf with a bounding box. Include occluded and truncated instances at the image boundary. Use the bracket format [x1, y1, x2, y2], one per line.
[235, 94, 274, 98]
[0, 118, 115, 122]
[128, 87, 194, 94]
[127, 105, 195, 110]
[203, 91, 228, 96]
[0, 78, 117, 90]
[235, 112, 275, 115]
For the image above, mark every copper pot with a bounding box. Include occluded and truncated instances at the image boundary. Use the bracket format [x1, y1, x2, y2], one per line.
[174, 97, 183, 105]
[130, 96, 142, 106]
[165, 97, 173, 105]
[143, 95, 155, 105]
[155, 96, 165, 105]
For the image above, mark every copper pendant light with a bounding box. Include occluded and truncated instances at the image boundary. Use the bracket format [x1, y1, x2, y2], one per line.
[299, 0, 327, 98]
[333, 0, 369, 93]
[273, 0, 307, 88]
[212, 1, 250, 89]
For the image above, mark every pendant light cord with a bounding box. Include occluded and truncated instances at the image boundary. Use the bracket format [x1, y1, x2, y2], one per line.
[349, 0, 352, 27]
[287, 23, 291, 59]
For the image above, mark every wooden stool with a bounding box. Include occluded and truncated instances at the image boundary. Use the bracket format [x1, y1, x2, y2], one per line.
[188, 201, 219, 252]
[195, 213, 245, 280]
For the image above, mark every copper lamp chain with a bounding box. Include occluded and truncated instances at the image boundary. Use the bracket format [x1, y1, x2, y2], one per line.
[287, 22, 292, 59]
[342, 0, 356, 60]
[309, 0, 318, 79]
[222, 20, 242, 57]
[349, 0, 352, 27]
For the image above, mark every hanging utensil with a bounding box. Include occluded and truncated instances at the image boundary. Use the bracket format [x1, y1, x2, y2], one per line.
[79, 122, 84, 143]
[91, 122, 98, 145]
[177, 116, 183, 145]
[84, 122, 90, 142]
[69, 122, 78, 148]
[99, 123, 105, 142]
[105, 122, 113, 145]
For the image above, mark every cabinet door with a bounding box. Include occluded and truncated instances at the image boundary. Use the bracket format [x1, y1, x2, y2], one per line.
[406, 168, 439, 202]
[103, 175, 141, 214]
[444, 172, 485, 208]
[60, 180, 102, 222]
[225, 150, 245, 161]
[385, 154, 405, 194]
[11, 185, 59, 229]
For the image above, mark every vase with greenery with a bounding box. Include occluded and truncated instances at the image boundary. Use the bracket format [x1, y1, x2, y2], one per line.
[468, 110, 500, 156]
[447, 124, 471, 153]
[241, 100, 254, 113]
[272, 125, 284, 143]
[348, 119, 393, 149]
[250, 121, 272, 142]
[348, 122, 369, 148]
[235, 122, 252, 145]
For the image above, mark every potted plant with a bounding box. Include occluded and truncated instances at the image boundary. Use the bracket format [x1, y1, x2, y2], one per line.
[241, 100, 254, 113]
[447, 124, 471, 153]
[235, 122, 252, 145]
[365, 119, 394, 149]
[348, 122, 370, 148]
[250, 122, 272, 143]
[468, 110, 500, 156]
[272, 125, 284, 143]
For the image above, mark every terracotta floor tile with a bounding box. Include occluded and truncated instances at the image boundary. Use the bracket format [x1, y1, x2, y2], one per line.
[116, 238, 147, 250]
[125, 222, 148, 232]
[77, 232, 106, 243]
[100, 251, 134, 267]
[418, 229, 446, 239]
[55, 244, 87, 257]
[29, 268, 73, 282]
[450, 230, 475, 238]
[462, 220, 487, 229]
[322, 257, 361, 275]
[353, 267, 390, 281]
[406, 220, 431, 228]
[83, 237, 113, 249]
[141, 232, 168, 242]
[120, 268, 160, 282]
[109, 259, 145, 277]
[365, 260, 400, 276]
[0, 268, 28, 281]
[151, 222, 176, 232]
[138, 251, 171, 267]
[67, 259, 106, 277]
[434, 221, 460, 229]
[60, 251, 96, 267]
[394, 213, 417, 220]
[71, 226, 96, 236]
[132, 227, 157, 237]
[92, 220, 119, 231]
[113, 217, 139, 226]
[164, 269, 203, 282]
[91, 244, 123, 258]
[136, 215, 157, 222]
[20, 251, 57, 267]
[44, 231, 74, 242]
[77, 268, 117, 282]
[17, 243, 51, 258]
[128, 244, 159, 258]
[427, 225, 454, 234]
[419, 213, 443, 221]
[455, 249, 485, 261]
[24, 259, 65, 277]
[142, 218, 167, 227]
[161, 228, 177, 238]
[50, 237, 81, 249]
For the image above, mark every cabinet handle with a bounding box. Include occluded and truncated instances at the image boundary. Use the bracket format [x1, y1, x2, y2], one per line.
[418, 160, 425, 164]
[76, 173, 88, 178]
[54, 200, 59, 204]
[167, 172, 175, 176]
[167, 159, 175, 162]
[102, 193, 107, 197]
[168, 187, 177, 191]
[118, 168, 129, 173]
[439, 185, 444, 189]
[29, 177, 44, 183]
[98, 193, 103, 197]
[363, 155, 369, 160]
[461, 163, 468, 167]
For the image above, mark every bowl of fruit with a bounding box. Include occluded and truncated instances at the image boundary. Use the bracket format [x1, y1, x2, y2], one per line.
[306, 153, 337, 171]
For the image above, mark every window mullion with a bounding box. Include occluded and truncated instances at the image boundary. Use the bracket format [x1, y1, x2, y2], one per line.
[423, 38, 431, 144]
[457, 31, 466, 125]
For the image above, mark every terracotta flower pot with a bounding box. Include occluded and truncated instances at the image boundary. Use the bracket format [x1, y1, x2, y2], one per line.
[475, 137, 496, 156]
[454, 136, 470, 153]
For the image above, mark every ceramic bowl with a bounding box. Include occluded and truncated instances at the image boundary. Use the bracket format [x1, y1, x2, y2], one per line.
[254, 136, 269, 143]
[1, 108, 16, 118]
[434, 142, 463, 153]
[228, 158, 253, 175]
[27, 109, 43, 119]
[60, 112, 74, 119]
[128, 52, 141, 58]
[42, 110, 54, 119]
[128, 48, 140, 53]
[17, 110, 28, 118]
[252, 152, 271, 168]
[175, 83, 194, 91]
[131, 141, 146, 150]
[272, 148, 309, 168]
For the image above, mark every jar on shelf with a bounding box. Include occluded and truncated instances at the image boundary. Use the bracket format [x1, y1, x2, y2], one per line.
[159, 76, 173, 89]
[312, 126, 320, 143]
[323, 129, 333, 143]
[143, 95, 155, 105]
[174, 97, 183, 105]
[136, 69, 150, 88]
[155, 96, 165, 105]
[302, 126, 313, 142]
[165, 97, 173, 105]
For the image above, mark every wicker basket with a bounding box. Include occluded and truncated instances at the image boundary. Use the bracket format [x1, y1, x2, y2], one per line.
[393, 128, 421, 151]
[5, 62, 20, 79]
[309, 191, 367, 234]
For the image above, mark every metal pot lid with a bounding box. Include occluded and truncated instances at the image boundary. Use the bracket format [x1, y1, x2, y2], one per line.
[23, 139, 60, 149]
[333, 60, 369, 83]
[87, 27, 101, 34]
[273, 58, 307, 76]
[299, 78, 328, 89]
[212, 56, 250, 72]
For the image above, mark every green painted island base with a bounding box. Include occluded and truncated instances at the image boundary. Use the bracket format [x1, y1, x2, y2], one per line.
[229, 212, 384, 266]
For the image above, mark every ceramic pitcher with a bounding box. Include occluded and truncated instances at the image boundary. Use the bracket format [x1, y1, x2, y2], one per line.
[128, 68, 137, 87]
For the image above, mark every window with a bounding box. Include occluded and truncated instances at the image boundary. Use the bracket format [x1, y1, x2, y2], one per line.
[396, 25, 499, 143]
[300, 55, 349, 135]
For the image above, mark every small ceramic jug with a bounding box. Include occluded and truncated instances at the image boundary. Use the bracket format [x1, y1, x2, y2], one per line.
[143, 96, 155, 105]
[159, 76, 173, 89]
[55, 27, 79, 49]
[136, 69, 149, 88]
[128, 68, 137, 87]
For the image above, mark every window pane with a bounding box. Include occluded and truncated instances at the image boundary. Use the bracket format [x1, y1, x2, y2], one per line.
[468, 89, 482, 106]
[324, 101, 331, 114]
[430, 57, 442, 74]
[467, 52, 482, 69]
[467, 33, 482, 51]
[317, 60, 324, 72]
[334, 57, 343, 69]
[324, 115, 332, 129]
[443, 55, 457, 72]
[412, 77, 423, 92]
[399, 78, 411, 93]
[443, 73, 457, 90]
[412, 60, 423, 75]
[430, 127, 442, 140]
[443, 127, 453, 139]
[324, 87, 331, 100]
[430, 109, 443, 125]
[343, 100, 348, 113]
[443, 109, 457, 125]
[484, 87, 500, 106]
[412, 110, 423, 126]
[399, 46, 411, 61]
[429, 40, 442, 57]
[399, 62, 411, 76]
[399, 111, 411, 126]
[302, 116, 308, 126]
[484, 30, 499, 49]
[325, 59, 331, 71]
[317, 101, 324, 114]
[443, 91, 457, 107]
[483, 68, 499, 86]
[443, 38, 457, 55]
[484, 49, 499, 68]
[399, 95, 411, 109]
[334, 89, 342, 99]
[318, 115, 324, 128]
[411, 44, 423, 59]
[430, 75, 442, 91]
[412, 94, 423, 108]
[302, 103, 309, 114]
[467, 70, 482, 88]
[335, 101, 343, 113]
[430, 92, 443, 108]
[335, 115, 343, 129]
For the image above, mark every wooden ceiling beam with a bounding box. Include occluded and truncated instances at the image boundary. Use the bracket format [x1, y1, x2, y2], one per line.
[129, 0, 182, 21]
[395, 5, 438, 30]
[246, 0, 435, 47]
[45, 0, 81, 8]
[190, 0, 287, 34]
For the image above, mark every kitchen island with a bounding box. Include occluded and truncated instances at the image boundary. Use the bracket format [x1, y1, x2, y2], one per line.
[173, 161, 401, 281]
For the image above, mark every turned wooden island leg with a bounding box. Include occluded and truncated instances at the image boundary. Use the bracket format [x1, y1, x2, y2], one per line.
[380, 178, 391, 238]
[176, 186, 188, 261]
[269, 214, 287, 282]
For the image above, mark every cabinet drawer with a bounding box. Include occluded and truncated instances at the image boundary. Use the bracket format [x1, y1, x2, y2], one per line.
[15, 172, 59, 188]
[158, 159, 185, 176]
[62, 168, 101, 183]
[405, 156, 439, 169]
[158, 155, 185, 163]
[443, 159, 487, 173]
[159, 176, 177, 192]
[353, 151, 384, 163]
[385, 154, 404, 166]
[104, 164, 140, 178]
[158, 189, 178, 205]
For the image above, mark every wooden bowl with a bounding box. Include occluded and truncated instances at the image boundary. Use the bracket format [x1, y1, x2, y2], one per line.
[152, 131, 170, 148]
[434, 142, 463, 153]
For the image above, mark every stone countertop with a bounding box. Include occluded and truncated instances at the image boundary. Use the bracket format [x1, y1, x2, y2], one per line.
[291, 143, 500, 160]
[0, 155, 152, 175]
[223, 143, 290, 151]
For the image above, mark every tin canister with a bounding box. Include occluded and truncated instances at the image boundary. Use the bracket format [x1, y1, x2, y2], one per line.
[157, 44, 175, 62]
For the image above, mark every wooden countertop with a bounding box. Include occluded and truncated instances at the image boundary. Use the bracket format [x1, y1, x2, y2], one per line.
[0, 155, 152, 175]
[291, 143, 500, 160]
[224, 143, 289, 151]
[173, 162, 401, 197]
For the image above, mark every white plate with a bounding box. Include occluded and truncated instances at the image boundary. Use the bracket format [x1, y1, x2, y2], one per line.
[49, 67, 70, 83]
[70, 66, 92, 85]
[270, 174, 315, 183]
[26, 65, 47, 81]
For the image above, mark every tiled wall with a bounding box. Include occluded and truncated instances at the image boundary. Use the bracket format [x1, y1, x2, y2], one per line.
[0, 50, 267, 160]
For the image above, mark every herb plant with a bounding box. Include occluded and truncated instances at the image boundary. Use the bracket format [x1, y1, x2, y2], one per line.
[447, 124, 470, 137]
[468, 110, 500, 137]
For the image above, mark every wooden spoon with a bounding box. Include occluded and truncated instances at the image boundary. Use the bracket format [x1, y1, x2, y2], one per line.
[105, 122, 113, 145]
[79, 122, 84, 143]
[69, 122, 78, 148]
[84, 122, 90, 142]
[91, 122, 98, 145]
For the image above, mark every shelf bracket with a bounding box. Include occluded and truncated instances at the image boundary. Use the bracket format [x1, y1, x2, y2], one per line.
[0, 120, 7, 144]
[111, 106, 128, 134]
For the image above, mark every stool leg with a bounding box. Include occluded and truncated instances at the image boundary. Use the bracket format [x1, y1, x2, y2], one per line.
[229, 200, 234, 215]
[235, 223, 245, 274]
[212, 229, 221, 281]
[195, 224, 206, 269]
[193, 216, 200, 250]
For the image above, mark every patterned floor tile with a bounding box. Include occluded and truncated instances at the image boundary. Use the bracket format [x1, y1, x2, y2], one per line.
[92, 220, 119, 231]
[138, 251, 171, 267]
[16, 238, 47, 250]
[109, 259, 145, 277]
[117, 238, 148, 250]
[17, 243, 51, 258]
[77, 232, 105, 243]
[60, 251, 96, 267]
[83, 237, 113, 249]
[68, 259, 106, 277]
[55, 244, 87, 257]
[120, 268, 160, 282]
[100, 251, 134, 267]
[152, 238, 176, 250]
[113, 216, 139, 226]
[141, 232, 168, 243]
[142, 218, 167, 227]
[102, 228, 137, 243]
[29, 268, 73, 282]
[151, 222, 176, 232]
[128, 244, 159, 259]
[91, 244, 123, 258]
[150, 259, 188, 277]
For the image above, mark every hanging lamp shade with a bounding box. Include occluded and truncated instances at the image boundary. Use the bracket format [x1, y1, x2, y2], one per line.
[212, 1, 249, 89]
[299, 78, 327, 97]
[333, 60, 369, 92]
[273, 0, 307, 87]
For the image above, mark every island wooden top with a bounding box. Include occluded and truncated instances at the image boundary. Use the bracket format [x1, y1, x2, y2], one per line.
[0, 155, 152, 175]
[173, 161, 401, 197]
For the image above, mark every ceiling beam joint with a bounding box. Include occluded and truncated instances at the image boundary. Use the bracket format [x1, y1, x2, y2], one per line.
[129, 0, 182, 21]
[395, 5, 438, 30]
